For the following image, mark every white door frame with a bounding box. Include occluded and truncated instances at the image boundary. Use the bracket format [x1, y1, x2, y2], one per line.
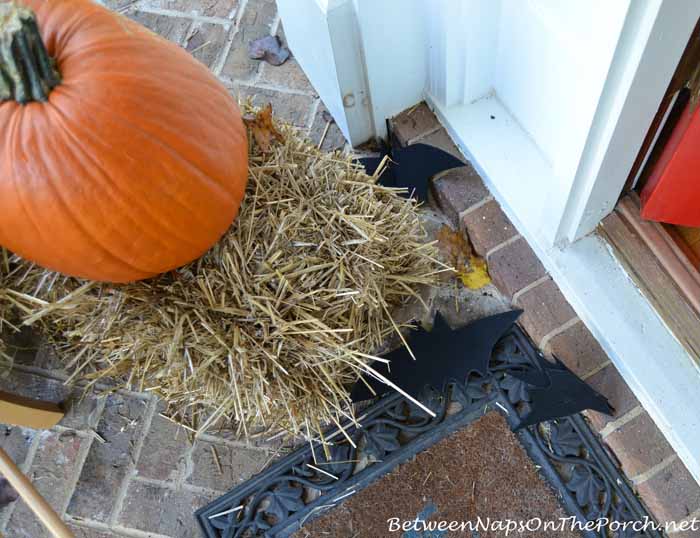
[555, 0, 700, 244]
[277, 0, 375, 146]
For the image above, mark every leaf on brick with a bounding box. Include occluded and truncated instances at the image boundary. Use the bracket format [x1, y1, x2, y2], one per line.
[244, 103, 284, 152]
[436, 225, 491, 289]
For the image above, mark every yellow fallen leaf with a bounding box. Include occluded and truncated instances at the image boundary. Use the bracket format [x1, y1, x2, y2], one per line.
[458, 255, 491, 289]
[436, 225, 491, 289]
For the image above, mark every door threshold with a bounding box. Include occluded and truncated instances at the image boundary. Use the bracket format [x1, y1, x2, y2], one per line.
[600, 193, 700, 362]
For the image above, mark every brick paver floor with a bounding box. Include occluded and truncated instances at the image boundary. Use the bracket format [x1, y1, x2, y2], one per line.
[0, 1, 347, 537]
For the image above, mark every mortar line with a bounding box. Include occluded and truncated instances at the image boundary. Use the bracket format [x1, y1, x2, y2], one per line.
[213, 0, 248, 76]
[599, 405, 644, 439]
[236, 79, 319, 98]
[177, 434, 196, 488]
[251, 11, 282, 88]
[67, 514, 171, 538]
[108, 397, 159, 528]
[580, 359, 612, 381]
[252, 62, 266, 86]
[539, 316, 580, 350]
[129, 475, 182, 490]
[59, 429, 96, 517]
[0, 429, 42, 531]
[196, 431, 273, 451]
[111, 524, 172, 538]
[406, 124, 443, 145]
[485, 234, 523, 259]
[137, 6, 234, 26]
[511, 275, 550, 304]
[304, 98, 322, 137]
[212, 32, 234, 77]
[165, 416, 197, 490]
[212, 0, 248, 78]
[632, 454, 678, 485]
[458, 195, 495, 220]
[124, 473, 227, 499]
[181, 482, 229, 497]
[63, 516, 116, 535]
[59, 397, 108, 517]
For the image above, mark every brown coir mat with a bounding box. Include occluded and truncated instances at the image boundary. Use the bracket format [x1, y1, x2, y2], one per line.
[296, 412, 581, 538]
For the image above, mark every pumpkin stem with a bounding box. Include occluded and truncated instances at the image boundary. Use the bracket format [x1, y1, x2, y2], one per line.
[0, 3, 61, 104]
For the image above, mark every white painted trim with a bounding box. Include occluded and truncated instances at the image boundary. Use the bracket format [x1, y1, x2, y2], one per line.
[428, 93, 700, 486]
[277, 0, 374, 145]
[353, 0, 430, 140]
[556, 0, 700, 243]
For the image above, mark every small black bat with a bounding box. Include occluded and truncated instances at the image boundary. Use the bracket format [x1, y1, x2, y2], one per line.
[510, 354, 613, 430]
[357, 143, 465, 202]
[351, 310, 523, 403]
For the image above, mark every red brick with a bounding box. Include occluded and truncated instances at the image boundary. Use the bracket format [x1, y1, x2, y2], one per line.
[127, 12, 191, 45]
[258, 25, 317, 95]
[487, 237, 547, 299]
[234, 85, 316, 128]
[309, 101, 347, 152]
[636, 458, 700, 524]
[585, 365, 639, 430]
[259, 58, 315, 94]
[67, 395, 150, 522]
[0, 425, 33, 466]
[68, 525, 116, 538]
[117, 481, 215, 538]
[391, 102, 441, 145]
[187, 439, 269, 492]
[662, 523, 700, 537]
[185, 23, 228, 70]
[142, 0, 239, 18]
[221, 0, 276, 81]
[417, 127, 464, 161]
[515, 279, 576, 345]
[136, 412, 190, 482]
[605, 412, 675, 478]
[1, 426, 34, 526]
[7, 431, 85, 538]
[462, 200, 517, 257]
[544, 321, 609, 378]
[431, 167, 490, 228]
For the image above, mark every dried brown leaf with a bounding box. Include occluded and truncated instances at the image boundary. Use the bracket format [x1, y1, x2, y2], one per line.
[243, 103, 284, 152]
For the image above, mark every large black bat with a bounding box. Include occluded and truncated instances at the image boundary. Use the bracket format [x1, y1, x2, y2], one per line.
[357, 143, 465, 202]
[509, 353, 613, 430]
[351, 310, 522, 403]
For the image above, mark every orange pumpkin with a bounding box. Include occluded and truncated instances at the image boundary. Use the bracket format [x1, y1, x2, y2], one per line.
[0, 0, 248, 282]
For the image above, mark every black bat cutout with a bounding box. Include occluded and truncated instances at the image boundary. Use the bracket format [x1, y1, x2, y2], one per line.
[357, 143, 465, 202]
[510, 354, 614, 430]
[351, 309, 523, 403]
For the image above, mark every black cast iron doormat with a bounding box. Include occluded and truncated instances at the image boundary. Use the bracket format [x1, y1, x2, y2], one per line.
[195, 326, 660, 538]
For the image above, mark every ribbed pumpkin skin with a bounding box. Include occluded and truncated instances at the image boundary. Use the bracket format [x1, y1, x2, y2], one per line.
[0, 0, 248, 282]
